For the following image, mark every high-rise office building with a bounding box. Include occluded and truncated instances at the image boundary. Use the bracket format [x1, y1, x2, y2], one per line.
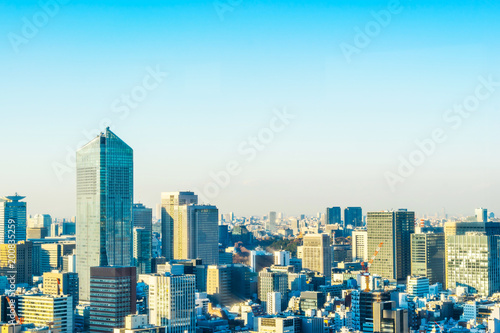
[446, 232, 500, 296]
[161, 192, 198, 260]
[89, 266, 137, 333]
[367, 210, 415, 282]
[43, 271, 79, 309]
[133, 203, 153, 233]
[344, 207, 363, 228]
[0, 194, 27, 244]
[146, 273, 196, 333]
[410, 233, 445, 285]
[302, 233, 332, 277]
[258, 268, 288, 312]
[133, 228, 152, 275]
[133, 204, 153, 266]
[326, 207, 341, 225]
[18, 294, 74, 333]
[444, 220, 500, 289]
[268, 212, 277, 233]
[475, 208, 488, 222]
[77, 128, 134, 301]
[187, 205, 219, 265]
[351, 229, 368, 262]
[206, 264, 252, 306]
[0, 241, 33, 285]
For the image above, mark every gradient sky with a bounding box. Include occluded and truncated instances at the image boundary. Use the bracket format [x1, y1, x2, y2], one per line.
[1, 0, 499, 218]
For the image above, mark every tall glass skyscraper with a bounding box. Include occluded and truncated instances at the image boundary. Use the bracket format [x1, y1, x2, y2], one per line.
[0, 194, 27, 244]
[76, 128, 133, 301]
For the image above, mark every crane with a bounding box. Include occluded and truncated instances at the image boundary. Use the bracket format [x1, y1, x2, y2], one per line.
[360, 242, 384, 292]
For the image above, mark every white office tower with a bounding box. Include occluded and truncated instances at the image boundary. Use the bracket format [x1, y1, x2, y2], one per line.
[267, 292, 282, 315]
[18, 294, 74, 333]
[475, 208, 488, 222]
[351, 229, 368, 262]
[407, 276, 430, 297]
[146, 273, 196, 333]
[302, 233, 332, 277]
[274, 251, 291, 266]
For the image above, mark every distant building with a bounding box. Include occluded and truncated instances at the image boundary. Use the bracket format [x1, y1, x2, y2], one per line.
[133, 228, 152, 275]
[352, 229, 368, 262]
[113, 314, 165, 333]
[302, 233, 332, 277]
[326, 207, 341, 225]
[367, 210, 415, 282]
[0, 194, 27, 244]
[410, 233, 445, 285]
[160, 192, 198, 261]
[344, 207, 363, 228]
[268, 212, 277, 233]
[475, 208, 488, 222]
[274, 251, 291, 266]
[258, 268, 288, 311]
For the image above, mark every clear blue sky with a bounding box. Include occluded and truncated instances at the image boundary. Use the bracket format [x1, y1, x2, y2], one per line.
[1, 0, 499, 218]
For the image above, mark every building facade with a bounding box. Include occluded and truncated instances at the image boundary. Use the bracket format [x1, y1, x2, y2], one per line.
[0, 194, 27, 244]
[302, 233, 332, 277]
[367, 210, 415, 282]
[76, 128, 134, 301]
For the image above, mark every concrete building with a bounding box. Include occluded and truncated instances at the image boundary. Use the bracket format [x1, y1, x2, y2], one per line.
[77, 129, 134, 301]
[160, 191, 198, 261]
[352, 229, 368, 262]
[302, 233, 332, 277]
[446, 232, 500, 296]
[406, 276, 429, 297]
[0, 194, 27, 244]
[475, 208, 488, 222]
[267, 292, 282, 315]
[257, 317, 299, 333]
[186, 205, 219, 265]
[258, 268, 288, 311]
[274, 251, 291, 266]
[410, 233, 445, 285]
[18, 294, 74, 333]
[367, 210, 415, 282]
[113, 314, 165, 333]
[373, 301, 408, 333]
[0, 241, 33, 285]
[42, 271, 79, 309]
[145, 273, 196, 333]
[89, 266, 137, 333]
